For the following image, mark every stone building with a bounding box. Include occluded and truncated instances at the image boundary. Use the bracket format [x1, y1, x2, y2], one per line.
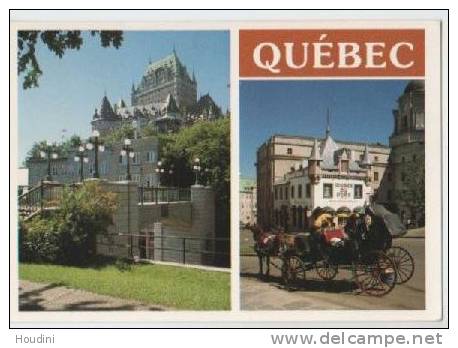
[377, 80, 425, 225]
[239, 177, 257, 227]
[91, 51, 223, 136]
[27, 137, 160, 187]
[273, 136, 373, 231]
[256, 130, 390, 228]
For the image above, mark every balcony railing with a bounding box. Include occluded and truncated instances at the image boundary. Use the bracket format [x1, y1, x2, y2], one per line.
[138, 186, 191, 204]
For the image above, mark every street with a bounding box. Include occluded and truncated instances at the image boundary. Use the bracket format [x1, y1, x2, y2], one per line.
[240, 228, 425, 310]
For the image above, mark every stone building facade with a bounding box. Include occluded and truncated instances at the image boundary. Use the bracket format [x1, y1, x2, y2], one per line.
[28, 137, 160, 187]
[91, 51, 223, 137]
[256, 131, 390, 228]
[239, 177, 257, 227]
[273, 137, 373, 231]
[377, 80, 425, 225]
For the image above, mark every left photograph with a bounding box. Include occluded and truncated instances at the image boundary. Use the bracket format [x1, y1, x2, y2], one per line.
[16, 30, 231, 311]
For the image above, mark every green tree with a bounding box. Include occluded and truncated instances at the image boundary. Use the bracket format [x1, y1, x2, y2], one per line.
[18, 30, 123, 89]
[101, 123, 135, 146]
[160, 118, 230, 246]
[20, 181, 118, 265]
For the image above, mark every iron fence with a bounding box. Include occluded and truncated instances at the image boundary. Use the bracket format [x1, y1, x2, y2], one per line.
[138, 186, 191, 204]
[99, 232, 230, 267]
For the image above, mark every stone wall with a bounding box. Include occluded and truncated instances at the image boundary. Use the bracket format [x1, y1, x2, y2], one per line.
[95, 179, 140, 259]
[94, 179, 218, 266]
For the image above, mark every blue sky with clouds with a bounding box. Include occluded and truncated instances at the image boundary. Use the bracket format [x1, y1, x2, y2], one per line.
[18, 30, 229, 163]
[240, 80, 411, 178]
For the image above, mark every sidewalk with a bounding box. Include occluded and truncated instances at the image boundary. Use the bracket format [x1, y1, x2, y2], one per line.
[19, 280, 170, 311]
[403, 227, 425, 238]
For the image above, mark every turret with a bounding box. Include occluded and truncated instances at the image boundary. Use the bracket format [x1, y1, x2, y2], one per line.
[308, 138, 322, 184]
[360, 143, 372, 185]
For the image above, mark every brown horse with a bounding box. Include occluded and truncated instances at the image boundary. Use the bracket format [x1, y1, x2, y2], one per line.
[249, 225, 278, 277]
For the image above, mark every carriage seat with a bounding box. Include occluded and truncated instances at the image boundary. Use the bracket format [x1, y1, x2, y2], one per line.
[321, 229, 348, 247]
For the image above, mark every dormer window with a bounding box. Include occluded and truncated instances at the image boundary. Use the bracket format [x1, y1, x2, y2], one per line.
[341, 160, 349, 173]
[287, 147, 293, 155]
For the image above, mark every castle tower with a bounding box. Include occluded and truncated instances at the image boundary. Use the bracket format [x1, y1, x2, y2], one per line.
[308, 138, 322, 184]
[361, 143, 372, 186]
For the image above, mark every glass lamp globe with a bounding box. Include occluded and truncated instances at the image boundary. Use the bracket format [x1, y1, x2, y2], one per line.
[92, 130, 100, 137]
[40, 151, 46, 158]
[86, 143, 94, 150]
[120, 150, 127, 156]
[74, 156, 80, 162]
[99, 144, 105, 152]
[83, 157, 89, 163]
[129, 152, 135, 158]
[124, 139, 132, 146]
[52, 153, 58, 159]
[78, 145, 85, 152]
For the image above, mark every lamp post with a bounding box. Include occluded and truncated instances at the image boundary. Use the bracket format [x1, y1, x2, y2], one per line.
[193, 158, 201, 186]
[74, 145, 89, 182]
[86, 130, 105, 178]
[121, 138, 135, 180]
[40, 143, 58, 181]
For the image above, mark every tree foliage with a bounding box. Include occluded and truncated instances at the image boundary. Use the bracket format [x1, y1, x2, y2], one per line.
[160, 118, 230, 239]
[18, 30, 123, 89]
[25, 135, 82, 164]
[19, 181, 118, 265]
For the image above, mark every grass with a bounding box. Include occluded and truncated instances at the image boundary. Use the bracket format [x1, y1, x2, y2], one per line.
[19, 262, 230, 311]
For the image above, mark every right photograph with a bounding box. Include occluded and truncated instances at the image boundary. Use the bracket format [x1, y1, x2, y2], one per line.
[239, 80, 425, 310]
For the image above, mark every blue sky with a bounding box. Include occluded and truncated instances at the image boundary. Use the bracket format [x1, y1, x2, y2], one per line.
[18, 31, 229, 163]
[240, 80, 410, 178]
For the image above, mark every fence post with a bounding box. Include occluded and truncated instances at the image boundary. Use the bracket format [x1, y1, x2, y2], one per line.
[182, 238, 186, 264]
[40, 180, 44, 211]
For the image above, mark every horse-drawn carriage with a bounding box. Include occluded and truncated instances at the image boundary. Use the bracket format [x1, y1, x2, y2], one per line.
[252, 204, 414, 297]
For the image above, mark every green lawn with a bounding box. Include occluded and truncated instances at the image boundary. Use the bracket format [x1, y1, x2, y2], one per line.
[19, 262, 230, 311]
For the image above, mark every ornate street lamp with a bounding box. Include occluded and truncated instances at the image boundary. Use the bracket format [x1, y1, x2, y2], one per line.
[74, 145, 89, 182]
[193, 158, 201, 186]
[40, 142, 58, 181]
[155, 160, 165, 187]
[121, 138, 135, 180]
[86, 130, 105, 178]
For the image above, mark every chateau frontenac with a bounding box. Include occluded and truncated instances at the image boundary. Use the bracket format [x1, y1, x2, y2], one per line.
[92, 50, 224, 135]
[27, 51, 225, 187]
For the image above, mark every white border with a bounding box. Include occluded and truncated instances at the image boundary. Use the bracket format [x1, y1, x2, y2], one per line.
[9, 15, 447, 328]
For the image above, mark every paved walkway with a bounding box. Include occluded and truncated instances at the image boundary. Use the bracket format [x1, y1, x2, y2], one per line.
[19, 280, 169, 311]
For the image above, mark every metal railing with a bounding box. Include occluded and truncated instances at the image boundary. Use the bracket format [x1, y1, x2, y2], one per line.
[100, 232, 230, 267]
[18, 181, 78, 219]
[138, 186, 191, 204]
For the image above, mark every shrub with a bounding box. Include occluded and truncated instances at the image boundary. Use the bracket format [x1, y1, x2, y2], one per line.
[19, 181, 118, 265]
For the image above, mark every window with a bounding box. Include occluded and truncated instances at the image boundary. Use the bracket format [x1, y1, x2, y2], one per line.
[323, 183, 333, 198]
[132, 174, 141, 182]
[274, 187, 278, 200]
[388, 172, 393, 181]
[374, 156, 379, 162]
[146, 150, 156, 163]
[298, 184, 302, 198]
[401, 172, 406, 182]
[401, 156, 405, 163]
[354, 184, 363, 199]
[287, 147, 293, 155]
[306, 183, 311, 198]
[291, 185, 295, 199]
[412, 154, 417, 162]
[285, 187, 289, 200]
[374, 171, 379, 182]
[279, 187, 283, 200]
[131, 152, 141, 165]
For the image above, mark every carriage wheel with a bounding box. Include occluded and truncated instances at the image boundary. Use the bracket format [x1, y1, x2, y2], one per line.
[281, 256, 306, 286]
[386, 246, 415, 284]
[315, 259, 338, 280]
[354, 251, 397, 297]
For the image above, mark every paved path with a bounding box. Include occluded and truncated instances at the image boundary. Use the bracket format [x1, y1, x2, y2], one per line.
[19, 280, 169, 311]
[241, 237, 425, 310]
